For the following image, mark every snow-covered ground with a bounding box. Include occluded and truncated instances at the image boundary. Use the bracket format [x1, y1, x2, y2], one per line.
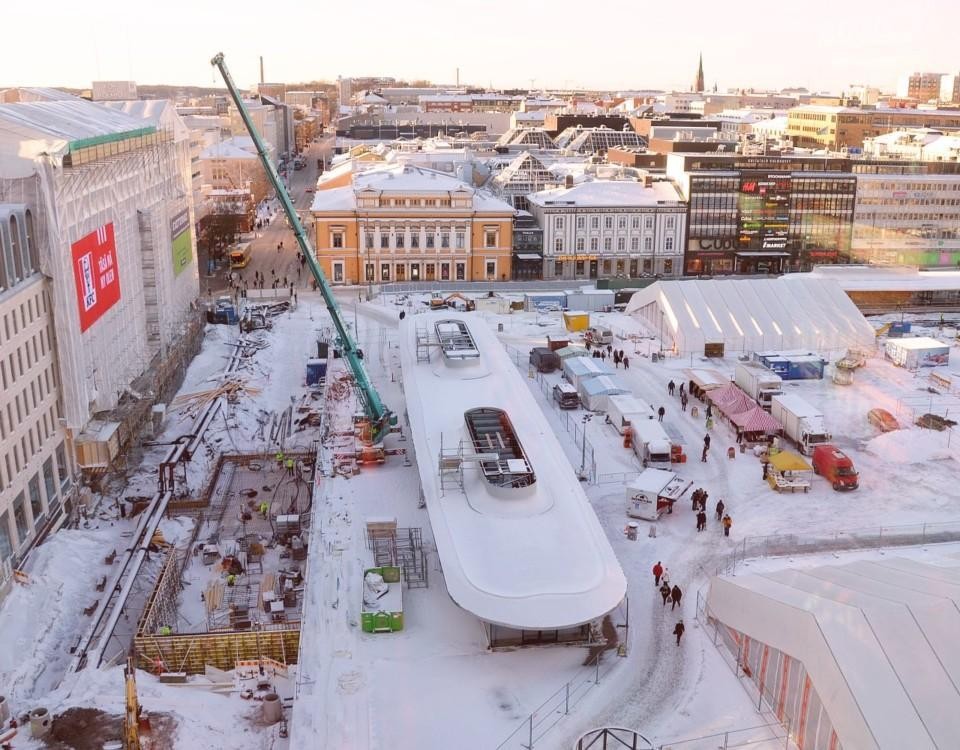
[3, 290, 958, 750]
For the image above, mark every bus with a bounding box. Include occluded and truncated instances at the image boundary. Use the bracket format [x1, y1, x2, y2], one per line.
[229, 243, 252, 269]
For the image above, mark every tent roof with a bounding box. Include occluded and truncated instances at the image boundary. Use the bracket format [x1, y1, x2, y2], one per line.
[625, 278, 876, 354]
[768, 450, 811, 472]
[707, 557, 960, 749]
[580, 375, 628, 396]
[729, 406, 782, 432]
[717, 391, 755, 417]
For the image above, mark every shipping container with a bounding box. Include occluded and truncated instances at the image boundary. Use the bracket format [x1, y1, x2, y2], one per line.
[884, 337, 950, 369]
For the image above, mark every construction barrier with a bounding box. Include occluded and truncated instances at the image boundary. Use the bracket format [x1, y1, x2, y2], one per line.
[134, 626, 300, 675]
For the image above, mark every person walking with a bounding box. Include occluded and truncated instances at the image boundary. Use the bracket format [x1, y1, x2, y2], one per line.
[607, 344, 613, 356]
[600, 350, 607, 362]
[661, 566, 670, 588]
[671, 584, 682, 610]
[722, 513, 733, 537]
[706, 404, 713, 420]
[700, 490, 708, 511]
[659, 581, 671, 606]
[623, 356, 629, 369]
[679, 383, 685, 398]
[652, 561, 663, 587]
[715, 498, 725, 521]
[285, 457, 295, 476]
[673, 619, 685, 646]
[696, 509, 707, 532]
[668, 380, 676, 396]
[701, 444, 709, 462]
[691, 488, 701, 511]
[703, 434, 711, 451]
[658, 406, 666, 422]
[681, 393, 688, 412]
[762, 461, 770, 481]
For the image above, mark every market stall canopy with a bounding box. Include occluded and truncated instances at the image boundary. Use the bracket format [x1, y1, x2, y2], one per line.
[717, 390, 754, 418]
[769, 450, 811, 472]
[730, 407, 782, 433]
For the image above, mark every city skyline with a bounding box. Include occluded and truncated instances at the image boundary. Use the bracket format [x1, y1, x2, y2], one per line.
[4, 0, 960, 94]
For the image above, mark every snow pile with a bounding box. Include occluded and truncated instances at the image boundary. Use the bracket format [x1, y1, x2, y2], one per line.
[864, 428, 957, 464]
[0, 528, 126, 705]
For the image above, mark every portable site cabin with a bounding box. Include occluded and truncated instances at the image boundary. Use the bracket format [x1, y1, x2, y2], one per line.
[473, 295, 510, 314]
[562, 311, 590, 332]
[562, 356, 614, 390]
[606, 394, 655, 435]
[578, 375, 629, 411]
[565, 287, 616, 312]
[625, 468, 689, 520]
[361, 566, 404, 633]
[884, 337, 950, 369]
[524, 292, 567, 312]
[529, 347, 561, 373]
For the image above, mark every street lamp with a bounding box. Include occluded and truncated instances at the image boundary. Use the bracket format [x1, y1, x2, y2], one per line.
[578, 414, 594, 481]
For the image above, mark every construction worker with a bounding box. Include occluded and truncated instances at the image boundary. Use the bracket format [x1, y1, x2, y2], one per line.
[227, 574, 237, 586]
[159, 625, 172, 636]
[259, 501, 270, 519]
[275, 450, 284, 469]
[285, 457, 295, 476]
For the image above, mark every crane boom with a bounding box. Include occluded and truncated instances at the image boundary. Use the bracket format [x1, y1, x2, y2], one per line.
[210, 52, 391, 443]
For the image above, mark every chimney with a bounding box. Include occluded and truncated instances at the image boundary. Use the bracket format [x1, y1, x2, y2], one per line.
[564, 174, 574, 189]
[260, 56, 265, 85]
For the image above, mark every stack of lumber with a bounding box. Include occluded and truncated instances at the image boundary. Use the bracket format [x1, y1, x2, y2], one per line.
[171, 378, 262, 412]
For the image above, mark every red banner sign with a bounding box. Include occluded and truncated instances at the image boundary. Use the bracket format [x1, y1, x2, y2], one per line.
[71, 223, 121, 332]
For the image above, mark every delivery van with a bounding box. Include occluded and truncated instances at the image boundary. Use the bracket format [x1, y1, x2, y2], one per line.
[811, 445, 859, 491]
[553, 383, 580, 409]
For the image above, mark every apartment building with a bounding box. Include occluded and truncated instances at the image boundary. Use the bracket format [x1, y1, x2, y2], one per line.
[0, 204, 73, 598]
[310, 165, 514, 283]
[787, 105, 960, 150]
[527, 178, 687, 281]
[896, 72, 944, 102]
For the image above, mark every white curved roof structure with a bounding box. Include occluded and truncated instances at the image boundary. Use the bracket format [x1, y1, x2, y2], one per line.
[707, 559, 960, 750]
[625, 278, 875, 355]
[399, 313, 626, 630]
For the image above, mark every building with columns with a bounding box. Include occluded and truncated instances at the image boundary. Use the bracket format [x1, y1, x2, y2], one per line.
[310, 165, 514, 284]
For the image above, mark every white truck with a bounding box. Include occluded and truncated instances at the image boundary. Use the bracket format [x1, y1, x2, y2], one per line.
[606, 394, 654, 435]
[625, 468, 691, 521]
[632, 420, 673, 468]
[770, 393, 831, 455]
[735, 362, 783, 410]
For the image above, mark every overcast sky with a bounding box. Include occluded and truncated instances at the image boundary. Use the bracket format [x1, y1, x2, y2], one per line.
[3, 1, 958, 93]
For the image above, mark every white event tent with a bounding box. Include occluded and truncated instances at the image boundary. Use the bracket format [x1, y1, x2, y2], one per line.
[706, 558, 960, 749]
[625, 278, 875, 356]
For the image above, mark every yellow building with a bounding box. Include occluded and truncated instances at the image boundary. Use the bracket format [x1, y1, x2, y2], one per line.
[310, 165, 514, 284]
[787, 105, 960, 150]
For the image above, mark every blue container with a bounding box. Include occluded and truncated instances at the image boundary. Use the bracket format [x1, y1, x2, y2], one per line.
[306, 358, 328, 386]
[888, 321, 912, 338]
[763, 357, 789, 376]
[785, 358, 825, 380]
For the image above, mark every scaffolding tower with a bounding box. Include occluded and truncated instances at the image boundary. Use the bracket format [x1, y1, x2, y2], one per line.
[366, 526, 429, 589]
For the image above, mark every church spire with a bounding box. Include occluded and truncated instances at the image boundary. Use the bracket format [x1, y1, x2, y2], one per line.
[693, 52, 705, 93]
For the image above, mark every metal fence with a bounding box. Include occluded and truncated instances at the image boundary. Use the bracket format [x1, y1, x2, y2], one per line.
[501, 347, 598, 482]
[652, 723, 790, 750]
[708, 520, 960, 577]
[496, 651, 623, 750]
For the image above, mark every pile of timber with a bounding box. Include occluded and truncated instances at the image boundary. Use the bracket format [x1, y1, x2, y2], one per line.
[171, 379, 262, 412]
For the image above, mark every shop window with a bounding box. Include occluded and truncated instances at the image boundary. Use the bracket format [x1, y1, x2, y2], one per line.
[663, 259, 673, 275]
[575, 260, 585, 275]
[440, 263, 450, 281]
[554, 261, 563, 276]
[365, 264, 375, 282]
[455, 263, 466, 280]
[643, 258, 652, 273]
[332, 262, 344, 282]
[629, 259, 638, 276]
[381, 263, 390, 281]
[410, 263, 420, 281]
[485, 261, 495, 278]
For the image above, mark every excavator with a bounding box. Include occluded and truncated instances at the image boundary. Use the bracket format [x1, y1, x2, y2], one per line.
[123, 657, 141, 750]
[428, 292, 476, 312]
[211, 53, 394, 455]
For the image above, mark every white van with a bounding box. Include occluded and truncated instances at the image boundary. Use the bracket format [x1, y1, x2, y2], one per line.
[587, 326, 613, 345]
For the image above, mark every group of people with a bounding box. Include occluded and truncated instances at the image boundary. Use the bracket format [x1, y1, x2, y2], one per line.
[689, 487, 732, 536]
[652, 561, 686, 646]
[588, 345, 630, 369]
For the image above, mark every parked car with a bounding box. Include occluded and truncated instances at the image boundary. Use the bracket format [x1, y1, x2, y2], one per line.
[586, 326, 613, 345]
[867, 408, 899, 433]
[552, 383, 579, 409]
[812, 445, 859, 491]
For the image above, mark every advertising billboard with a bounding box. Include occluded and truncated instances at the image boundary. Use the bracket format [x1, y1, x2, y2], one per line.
[170, 209, 193, 277]
[71, 223, 121, 332]
[738, 173, 791, 250]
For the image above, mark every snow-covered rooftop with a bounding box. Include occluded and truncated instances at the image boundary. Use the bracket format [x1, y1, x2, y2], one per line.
[399, 313, 626, 630]
[199, 140, 258, 160]
[528, 179, 684, 208]
[788, 265, 960, 292]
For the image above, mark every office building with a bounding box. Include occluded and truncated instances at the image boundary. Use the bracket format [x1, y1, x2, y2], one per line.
[786, 105, 960, 150]
[527, 177, 687, 281]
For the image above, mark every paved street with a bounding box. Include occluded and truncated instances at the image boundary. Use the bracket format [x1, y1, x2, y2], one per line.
[206, 133, 336, 298]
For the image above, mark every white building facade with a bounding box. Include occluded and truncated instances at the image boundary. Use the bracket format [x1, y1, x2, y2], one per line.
[527, 180, 688, 280]
[0, 204, 74, 600]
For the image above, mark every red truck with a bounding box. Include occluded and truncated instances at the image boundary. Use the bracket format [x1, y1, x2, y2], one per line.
[812, 445, 859, 491]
